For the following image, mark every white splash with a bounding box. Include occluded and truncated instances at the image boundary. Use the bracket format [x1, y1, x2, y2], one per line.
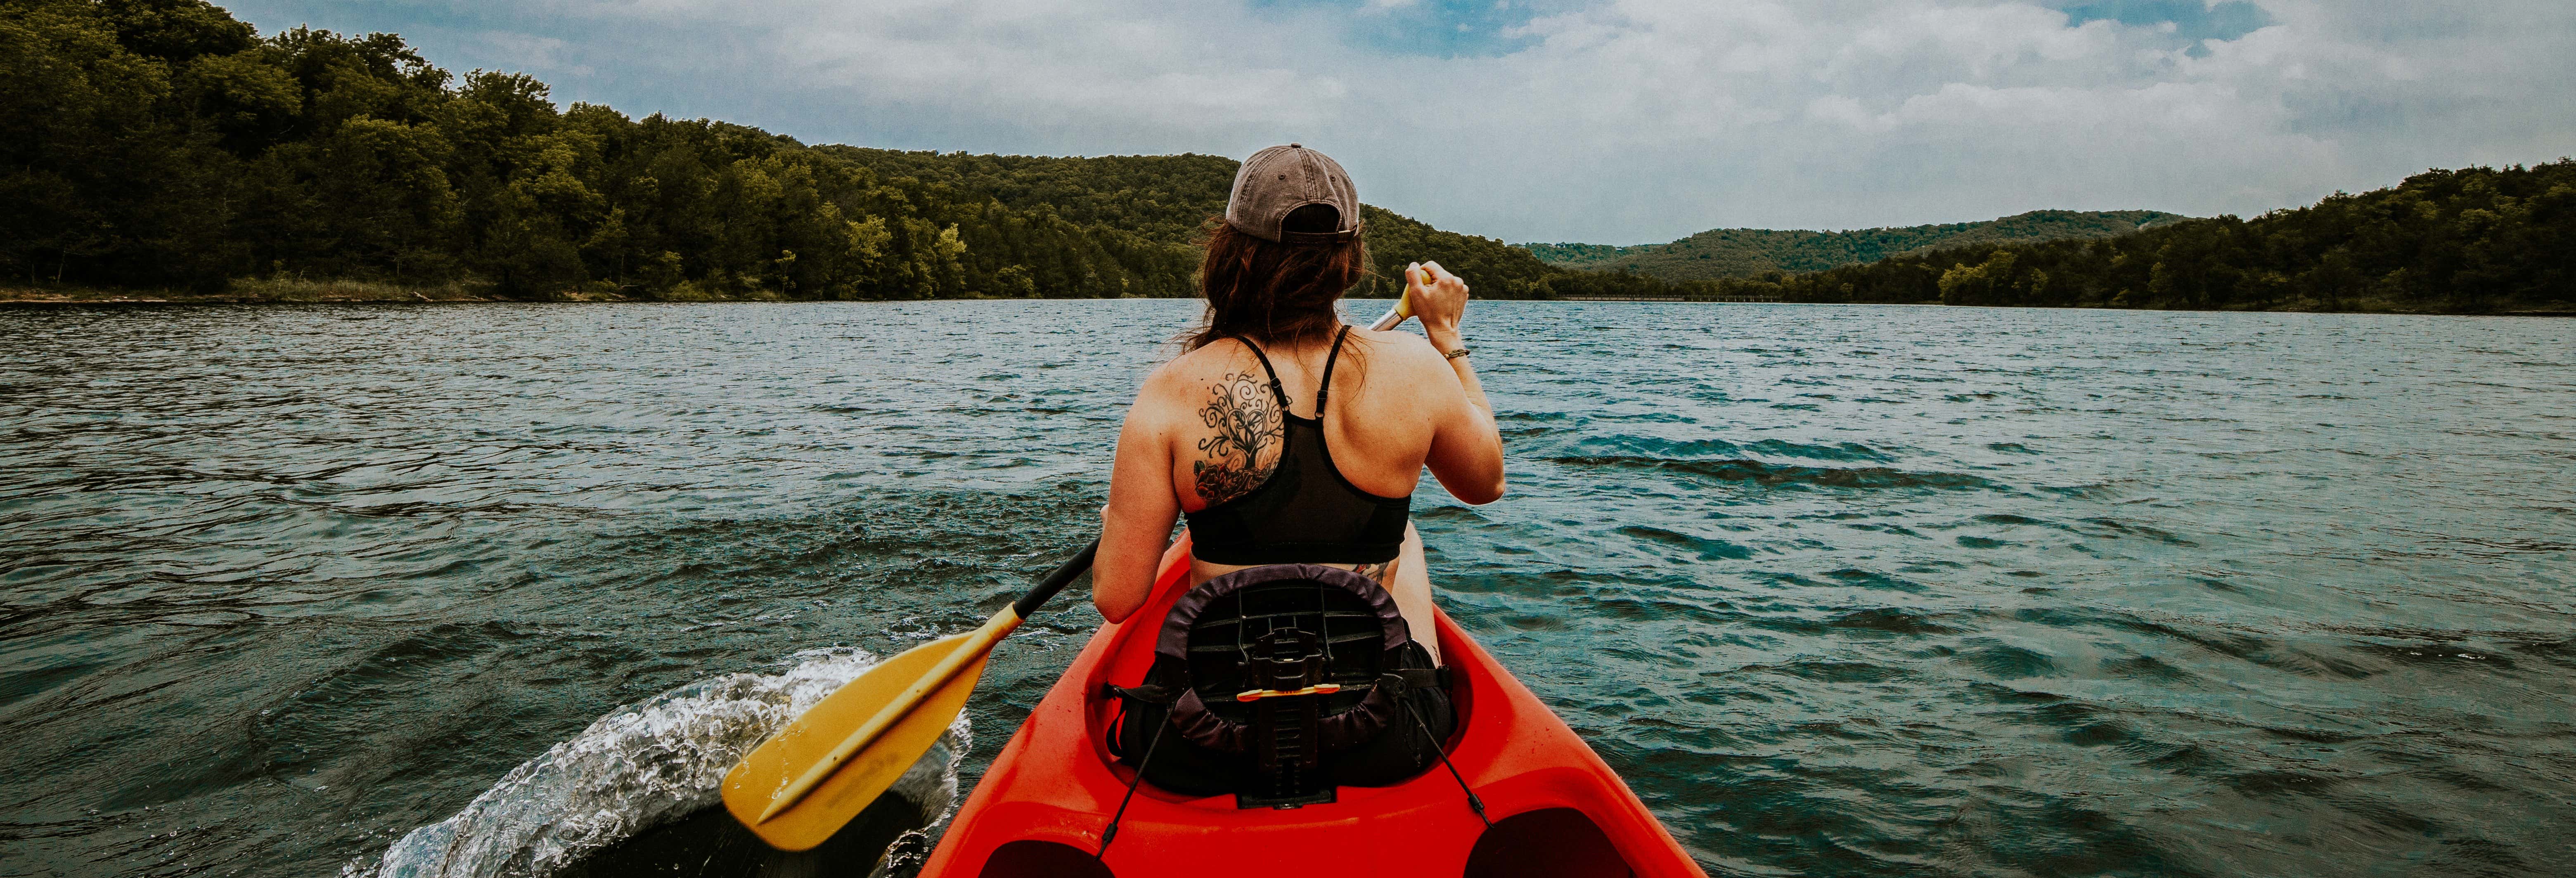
[347, 647, 968, 878]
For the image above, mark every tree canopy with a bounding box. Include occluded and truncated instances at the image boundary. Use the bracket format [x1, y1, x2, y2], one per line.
[1524, 210, 2187, 281]
[0, 0, 1198, 299]
[0, 0, 1720, 302]
[1749, 163, 2575, 312]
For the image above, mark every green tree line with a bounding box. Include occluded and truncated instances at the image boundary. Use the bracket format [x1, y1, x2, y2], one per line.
[0, 0, 1196, 299]
[24, 0, 2548, 311]
[1690, 163, 2574, 312]
[1, 0, 1729, 303]
[819, 147, 1734, 302]
[1522, 210, 2185, 281]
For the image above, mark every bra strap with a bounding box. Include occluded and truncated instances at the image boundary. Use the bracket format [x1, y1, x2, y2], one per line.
[1316, 325, 1352, 416]
[1231, 336, 1291, 409]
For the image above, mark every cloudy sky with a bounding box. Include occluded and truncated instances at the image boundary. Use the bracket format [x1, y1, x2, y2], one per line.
[218, 0, 2576, 244]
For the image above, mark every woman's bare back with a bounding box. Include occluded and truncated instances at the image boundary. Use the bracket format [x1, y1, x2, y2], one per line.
[1093, 264, 1501, 636]
[1158, 329, 1446, 509]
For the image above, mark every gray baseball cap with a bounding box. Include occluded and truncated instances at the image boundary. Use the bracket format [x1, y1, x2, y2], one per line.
[1224, 143, 1362, 245]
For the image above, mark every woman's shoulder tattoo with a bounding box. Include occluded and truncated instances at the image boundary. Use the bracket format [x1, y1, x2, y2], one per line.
[1193, 370, 1281, 504]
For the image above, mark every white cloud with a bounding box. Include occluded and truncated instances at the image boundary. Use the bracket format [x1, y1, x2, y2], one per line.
[222, 0, 2576, 243]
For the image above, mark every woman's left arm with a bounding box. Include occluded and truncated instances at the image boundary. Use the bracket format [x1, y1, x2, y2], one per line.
[1094, 382, 1181, 622]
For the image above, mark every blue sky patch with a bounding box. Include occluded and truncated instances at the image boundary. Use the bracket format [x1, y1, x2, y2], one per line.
[1255, 0, 1546, 58]
[2058, 0, 2273, 52]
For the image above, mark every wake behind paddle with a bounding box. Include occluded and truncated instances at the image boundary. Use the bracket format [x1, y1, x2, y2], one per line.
[721, 541, 1096, 850]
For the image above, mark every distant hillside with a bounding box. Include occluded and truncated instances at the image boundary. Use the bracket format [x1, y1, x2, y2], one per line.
[824, 147, 1686, 301]
[9, 0, 1725, 303]
[1705, 161, 2574, 313]
[817, 148, 1235, 246]
[1524, 210, 2186, 280]
[42, 0, 2543, 312]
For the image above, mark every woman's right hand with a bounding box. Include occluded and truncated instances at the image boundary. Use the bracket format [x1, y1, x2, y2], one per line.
[1404, 260, 1504, 505]
[1406, 261, 1470, 342]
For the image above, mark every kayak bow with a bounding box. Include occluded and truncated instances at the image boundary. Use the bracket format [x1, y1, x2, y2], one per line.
[920, 535, 1707, 877]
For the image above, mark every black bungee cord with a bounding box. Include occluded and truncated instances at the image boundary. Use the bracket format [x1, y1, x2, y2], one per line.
[1404, 696, 1490, 828]
[1096, 716, 1171, 860]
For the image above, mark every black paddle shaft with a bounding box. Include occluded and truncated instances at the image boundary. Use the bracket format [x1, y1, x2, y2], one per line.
[1011, 538, 1101, 619]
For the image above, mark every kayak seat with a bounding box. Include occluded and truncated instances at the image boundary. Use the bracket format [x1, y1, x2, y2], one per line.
[1106, 564, 1456, 809]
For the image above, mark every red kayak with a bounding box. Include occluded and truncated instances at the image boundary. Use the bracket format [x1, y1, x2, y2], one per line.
[921, 535, 1707, 877]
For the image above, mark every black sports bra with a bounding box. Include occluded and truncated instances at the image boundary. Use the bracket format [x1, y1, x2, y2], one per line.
[1182, 327, 1413, 566]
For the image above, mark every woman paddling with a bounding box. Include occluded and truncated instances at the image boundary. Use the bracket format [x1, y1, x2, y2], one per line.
[1091, 143, 1505, 664]
[903, 147, 1703, 873]
[729, 151, 1700, 864]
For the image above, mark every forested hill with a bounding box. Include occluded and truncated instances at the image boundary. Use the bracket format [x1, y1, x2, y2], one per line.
[0, 0, 1203, 300]
[1724, 161, 2576, 313]
[1523, 210, 2185, 280]
[816, 148, 1235, 246]
[1, 0, 1708, 302]
[817, 147, 1634, 301]
[13, 0, 2559, 312]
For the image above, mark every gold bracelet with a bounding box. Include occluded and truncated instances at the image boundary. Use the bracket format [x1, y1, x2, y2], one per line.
[1443, 348, 1471, 360]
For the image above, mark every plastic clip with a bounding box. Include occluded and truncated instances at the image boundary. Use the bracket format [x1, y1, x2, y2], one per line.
[1234, 683, 1342, 702]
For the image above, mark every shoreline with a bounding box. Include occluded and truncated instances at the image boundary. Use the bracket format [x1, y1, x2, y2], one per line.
[3, 284, 2566, 317]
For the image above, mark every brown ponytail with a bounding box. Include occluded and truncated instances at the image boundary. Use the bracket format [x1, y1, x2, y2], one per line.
[1186, 204, 1370, 353]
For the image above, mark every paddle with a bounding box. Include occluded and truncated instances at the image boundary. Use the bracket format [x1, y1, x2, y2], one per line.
[721, 541, 1099, 850]
[720, 275, 1426, 851]
[1368, 265, 1423, 331]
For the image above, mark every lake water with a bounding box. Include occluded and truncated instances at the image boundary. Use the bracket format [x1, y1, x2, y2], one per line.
[1, 301, 2570, 878]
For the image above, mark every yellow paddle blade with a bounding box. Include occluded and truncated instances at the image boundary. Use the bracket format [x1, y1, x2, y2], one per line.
[722, 632, 992, 851]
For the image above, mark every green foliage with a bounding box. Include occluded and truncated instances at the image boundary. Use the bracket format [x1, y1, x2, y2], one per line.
[2, 0, 235, 287]
[0, 2, 1730, 303]
[1765, 163, 2576, 312]
[819, 147, 1234, 246]
[818, 151, 1725, 302]
[1523, 210, 2186, 280]
[0, 1, 1209, 299]
[1354, 205, 1565, 300]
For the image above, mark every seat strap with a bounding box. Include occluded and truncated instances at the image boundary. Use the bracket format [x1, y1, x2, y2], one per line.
[1375, 667, 1450, 695]
[1397, 667, 1450, 690]
[1103, 682, 1180, 705]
